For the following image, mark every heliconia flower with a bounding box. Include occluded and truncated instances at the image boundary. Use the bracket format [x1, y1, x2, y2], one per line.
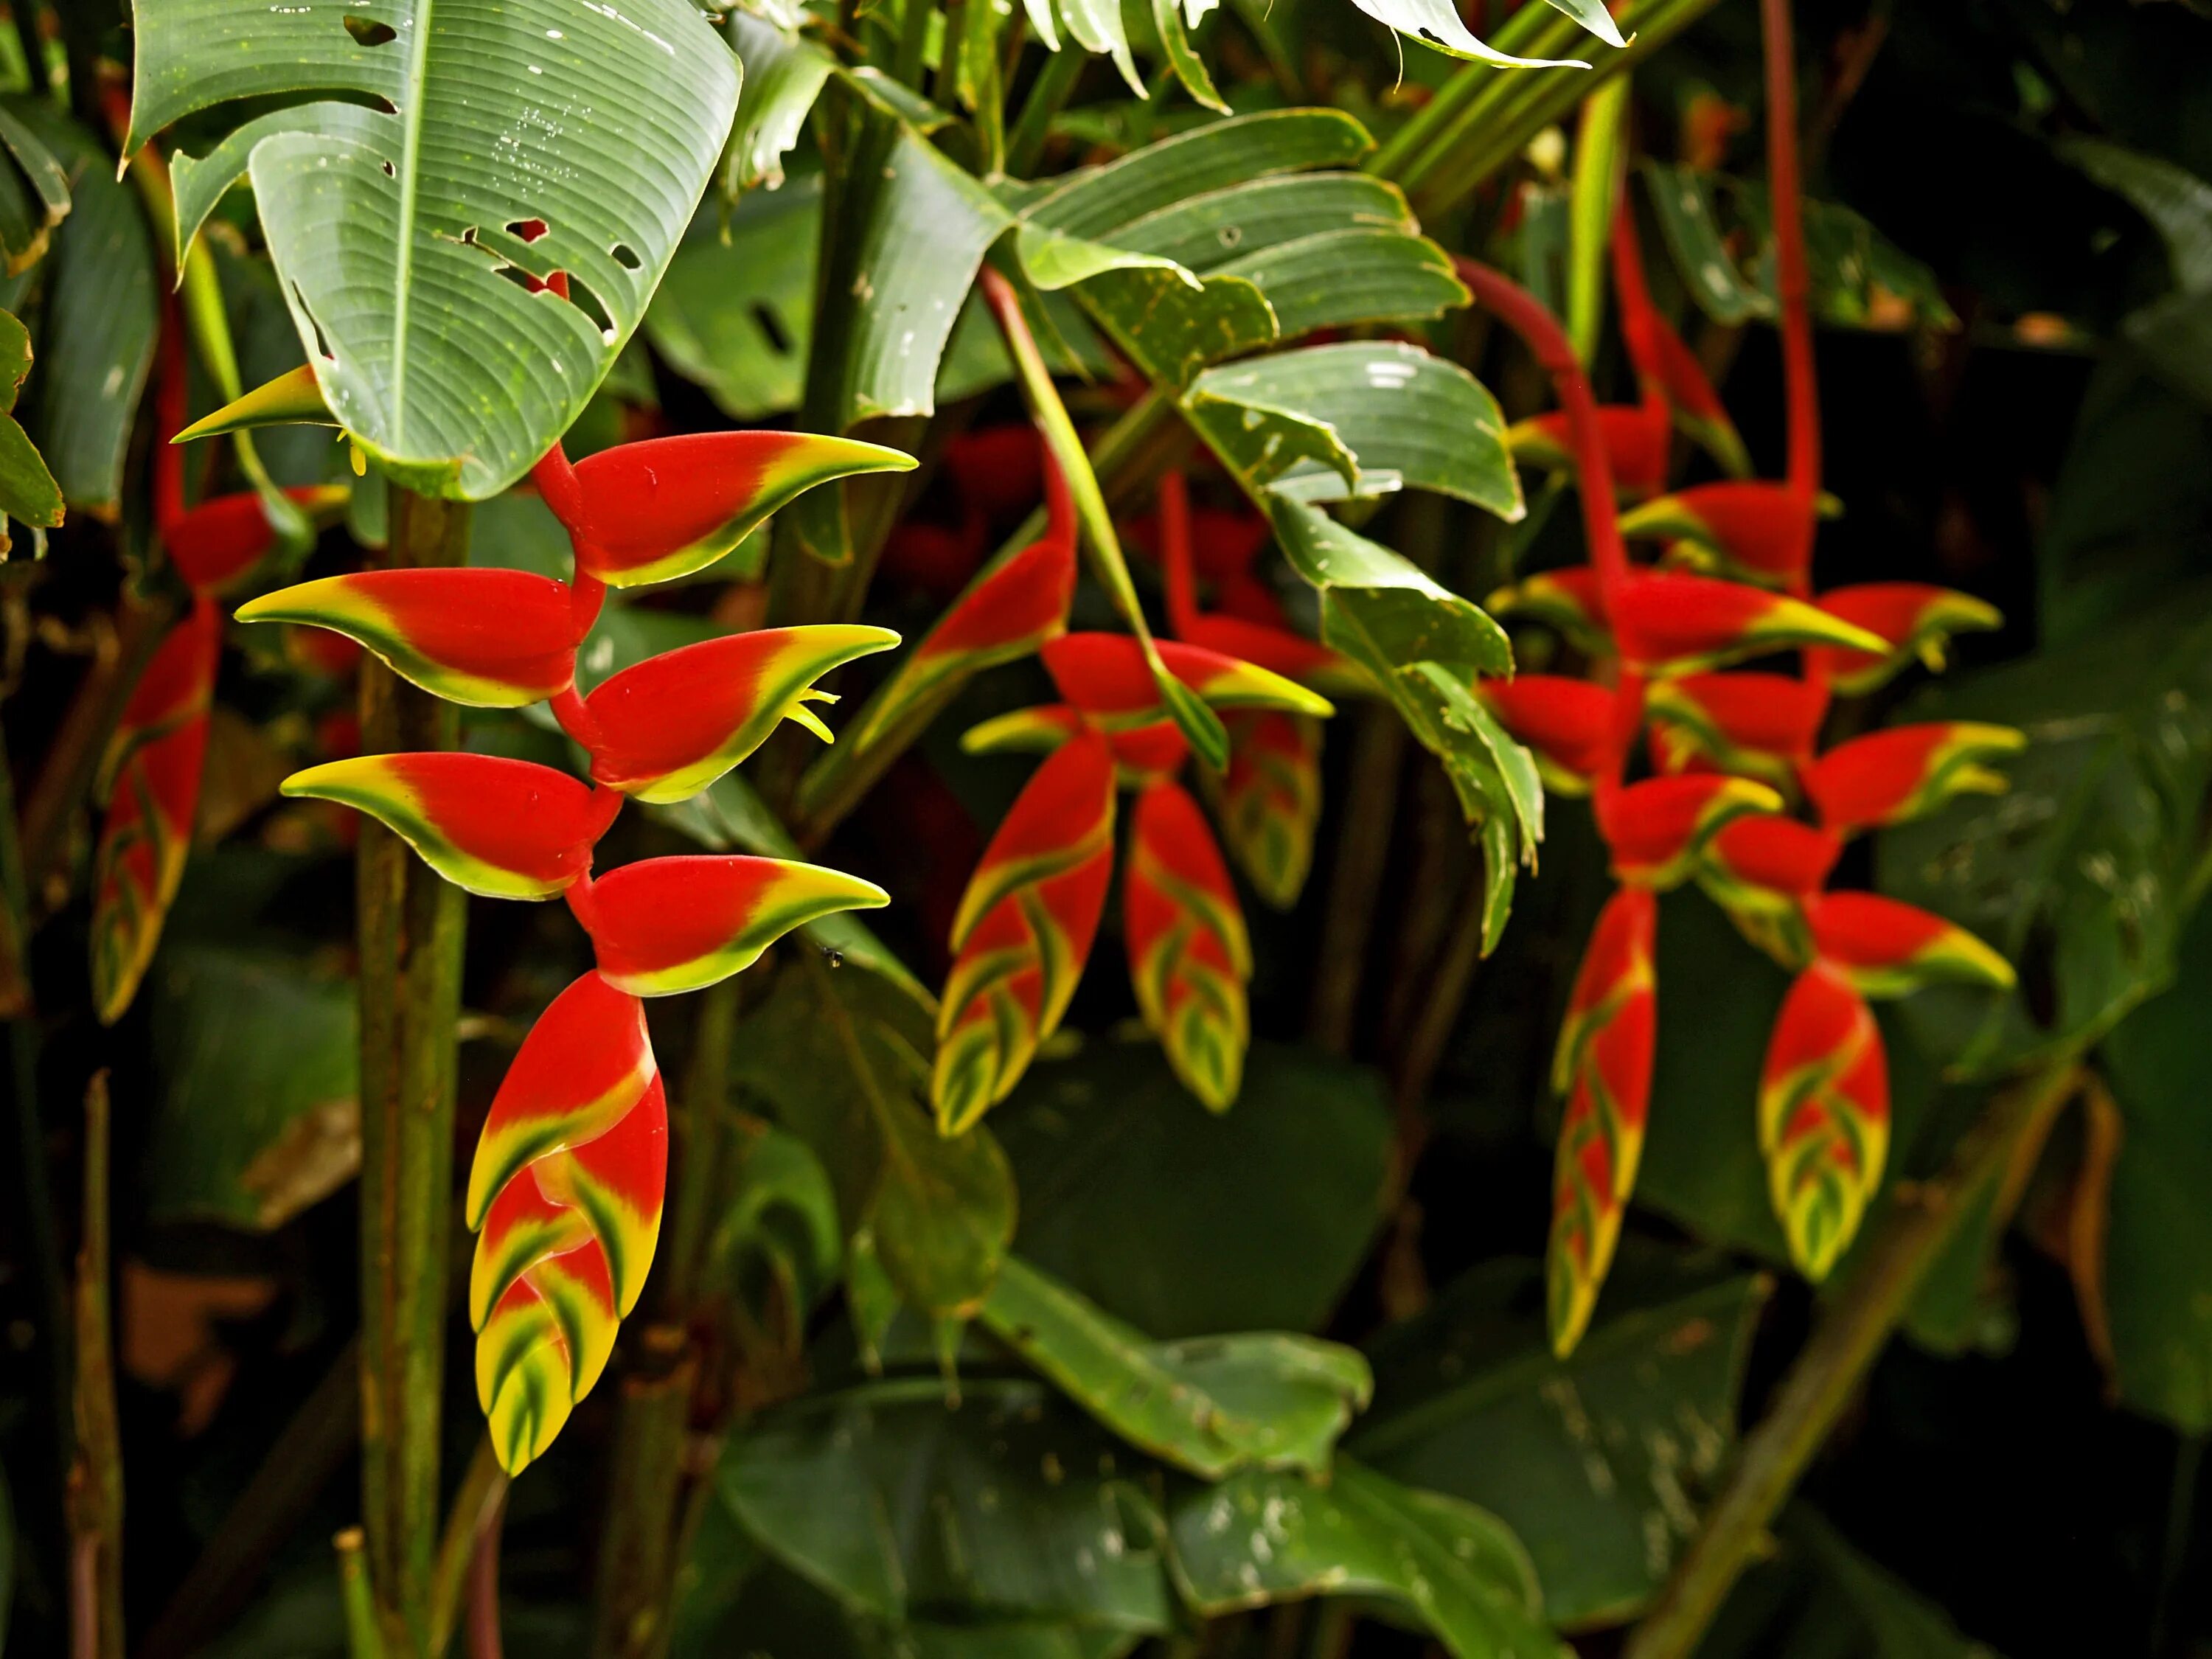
[1801, 583, 2003, 695]
[1124, 780, 1253, 1110]
[1760, 962, 1888, 1281]
[1644, 671, 1829, 788]
[166, 486, 350, 595]
[1548, 886, 1658, 1356]
[845, 462, 1077, 754]
[1477, 674, 1619, 793]
[934, 731, 1116, 1134]
[1616, 481, 1817, 586]
[1209, 711, 1322, 910]
[90, 713, 210, 1025]
[1803, 722, 2024, 834]
[1596, 773, 1783, 888]
[582, 625, 900, 802]
[1509, 404, 1672, 501]
[1802, 891, 2015, 998]
[579, 855, 889, 997]
[238, 570, 587, 709]
[1486, 566, 1611, 655]
[1695, 813, 1843, 964]
[537, 432, 917, 588]
[279, 754, 621, 899]
[102, 596, 222, 787]
[464, 971, 667, 1475]
[1176, 613, 1350, 692]
[1040, 633, 1335, 724]
[1611, 572, 1887, 674]
[960, 703, 1088, 757]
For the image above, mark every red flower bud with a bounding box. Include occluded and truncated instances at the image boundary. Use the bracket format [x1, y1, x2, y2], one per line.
[1802, 582, 2003, 695]
[1803, 891, 2014, 998]
[1597, 773, 1782, 887]
[1612, 572, 1886, 674]
[1761, 963, 1888, 1280]
[1804, 722, 2024, 833]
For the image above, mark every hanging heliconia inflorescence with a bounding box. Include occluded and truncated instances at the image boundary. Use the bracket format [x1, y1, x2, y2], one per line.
[91, 335, 347, 1024]
[239, 421, 912, 1473]
[1462, 0, 2020, 1355]
[937, 623, 1335, 1131]
[1150, 470, 1352, 911]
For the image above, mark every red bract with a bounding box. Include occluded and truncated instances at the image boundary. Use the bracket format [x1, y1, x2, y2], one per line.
[1803, 891, 2016, 998]
[240, 569, 585, 708]
[1479, 675, 1618, 792]
[255, 429, 902, 1473]
[1596, 774, 1782, 887]
[1618, 480, 1818, 586]
[166, 485, 347, 594]
[1611, 571, 1884, 672]
[1124, 779, 1252, 1110]
[1486, 566, 1612, 655]
[1803, 722, 2025, 833]
[1760, 963, 1888, 1280]
[1041, 633, 1333, 723]
[1548, 887, 1658, 1354]
[537, 431, 917, 587]
[1208, 711, 1321, 911]
[1645, 671, 1829, 787]
[1804, 582, 2004, 694]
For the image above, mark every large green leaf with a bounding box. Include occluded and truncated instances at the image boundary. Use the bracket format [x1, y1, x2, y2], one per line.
[734, 959, 1013, 1316]
[12, 102, 155, 517]
[2062, 139, 2212, 411]
[717, 1380, 1554, 1658]
[2095, 898, 2212, 1430]
[647, 174, 820, 420]
[1877, 599, 2212, 1075]
[128, 0, 740, 498]
[978, 1255, 1372, 1478]
[1166, 1459, 1556, 1659]
[0, 102, 69, 274]
[147, 947, 360, 1231]
[723, 11, 836, 194]
[1354, 1249, 1767, 1628]
[0, 307, 58, 533]
[992, 1041, 1392, 1339]
[1186, 342, 1522, 515]
[721, 1378, 1179, 1632]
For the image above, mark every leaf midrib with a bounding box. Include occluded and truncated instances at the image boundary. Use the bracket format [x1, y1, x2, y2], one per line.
[391, 0, 437, 448]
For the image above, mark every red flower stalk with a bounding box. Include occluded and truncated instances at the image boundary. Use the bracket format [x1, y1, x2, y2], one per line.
[257, 428, 905, 1473]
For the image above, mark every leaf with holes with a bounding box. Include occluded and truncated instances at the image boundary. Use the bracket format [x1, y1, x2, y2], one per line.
[128, 0, 740, 498]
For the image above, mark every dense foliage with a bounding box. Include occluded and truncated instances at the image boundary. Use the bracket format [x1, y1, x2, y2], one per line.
[0, 1, 2207, 1657]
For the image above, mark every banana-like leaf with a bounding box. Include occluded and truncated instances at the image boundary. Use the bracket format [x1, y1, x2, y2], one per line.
[0, 102, 69, 274]
[128, 0, 740, 498]
[723, 11, 836, 195]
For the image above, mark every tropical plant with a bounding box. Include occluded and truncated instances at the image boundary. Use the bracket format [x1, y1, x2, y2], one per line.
[0, 1, 2207, 1659]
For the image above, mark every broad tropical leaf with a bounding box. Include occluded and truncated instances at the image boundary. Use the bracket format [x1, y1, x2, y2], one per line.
[128, 0, 740, 498]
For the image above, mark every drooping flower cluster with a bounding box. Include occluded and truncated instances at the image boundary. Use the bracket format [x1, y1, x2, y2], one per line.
[91, 340, 346, 1023]
[242, 425, 911, 1472]
[936, 627, 1335, 1129]
[1460, 175, 2020, 1353]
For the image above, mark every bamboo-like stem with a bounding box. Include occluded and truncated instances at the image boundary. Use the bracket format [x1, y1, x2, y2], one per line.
[664, 979, 740, 1312]
[66, 1071, 123, 1659]
[587, 1335, 697, 1659]
[358, 484, 472, 1655]
[336, 1530, 389, 1659]
[429, 1439, 509, 1659]
[1622, 1060, 2085, 1659]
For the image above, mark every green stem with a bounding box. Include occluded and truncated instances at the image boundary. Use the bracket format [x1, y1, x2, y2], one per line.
[1307, 705, 1408, 1055]
[337, 1530, 389, 1659]
[587, 1334, 696, 1659]
[1622, 1060, 2087, 1659]
[1006, 44, 1085, 178]
[66, 1071, 122, 1659]
[978, 266, 1225, 768]
[1565, 74, 1630, 364]
[358, 485, 471, 1656]
[792, 388, 1179, 844]
[1366, 0, 1569, 181]
[429, 1439, 509, 1659]
[2151, 1432, 2205, 1657]
[665, 979, 740, 1310]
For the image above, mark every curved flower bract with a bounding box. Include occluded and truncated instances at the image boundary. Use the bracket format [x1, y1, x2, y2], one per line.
[582, 855, 890, 996]
[1124, 780, 1252, 1111]
[1760, 963, 1888, 1281]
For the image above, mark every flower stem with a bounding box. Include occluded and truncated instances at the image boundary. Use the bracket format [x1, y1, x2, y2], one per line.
[66, 1071, 122, 1659]
[1622, 1060, 2086, 1659]
[358, 484, 471, 1655]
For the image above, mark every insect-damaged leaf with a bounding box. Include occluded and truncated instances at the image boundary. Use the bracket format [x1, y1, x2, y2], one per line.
[130, 0, 739, 498]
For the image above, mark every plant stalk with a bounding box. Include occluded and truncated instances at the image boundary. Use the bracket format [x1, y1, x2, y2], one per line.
[358, 484, 472, 1655]
[337, 1529, 389, 1659]
[1622, 1060, 2087, 1659]
[429, 1439, 510, 1659]
[66, 1070, 122, 1659]
[587, 1335, 698, 1659]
